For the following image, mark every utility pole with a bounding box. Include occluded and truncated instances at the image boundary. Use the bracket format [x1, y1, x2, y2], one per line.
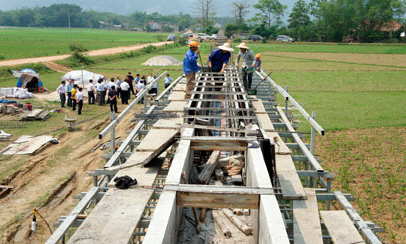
[68, 11, 72, 41]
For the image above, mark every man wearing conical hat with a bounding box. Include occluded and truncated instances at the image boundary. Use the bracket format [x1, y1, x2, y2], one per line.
[208, 42, 234, 73]
[235, 42, 255, 90]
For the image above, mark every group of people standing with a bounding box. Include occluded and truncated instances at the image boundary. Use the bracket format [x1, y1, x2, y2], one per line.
[56, 72, 175, 115]
[57, 80, 84, 114]
[183, 41, 262, 97]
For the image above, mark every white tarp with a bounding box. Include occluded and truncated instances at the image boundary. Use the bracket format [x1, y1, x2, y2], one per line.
[142, 55, 182, 66]
[61, 70, 104, 86]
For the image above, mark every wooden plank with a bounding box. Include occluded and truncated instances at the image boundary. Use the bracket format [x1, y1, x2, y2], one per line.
[177, 191, 259, 209]
[172, 83, 186, 91]
[162, 101, 187, 113]
[165, 184, 274, 195]
[152, 117, 183, 129]
[213, 210, 232, 239]
[265, 131, 292, 155]
[67, 188, 153, 244]
[168, 91, 186, 101]
[189, 137, 252, 151]
[256, 114, 275, 131]
[320, 211, 365, 244]
[293, 188, 323, 244]
[276, 155, 306, 200]
[136, 128, 179, 152]
[222, 209, 252, 235]
[251, 99, 267, 114]
[109, 156, 162, 189]
[197, 151, 220, 184]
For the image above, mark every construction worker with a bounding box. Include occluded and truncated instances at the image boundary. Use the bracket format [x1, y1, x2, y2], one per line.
[208, 42, 234, 91]
[254, 54, 262, 71]
[183, 41, 201, 99]
[208, 42, 234, 73]
[235, 42, 255, 90]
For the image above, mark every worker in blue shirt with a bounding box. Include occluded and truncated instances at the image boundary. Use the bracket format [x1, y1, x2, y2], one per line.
[208, 42, 234, 73]
[66, 79, 74, 107]
[183, 41, 201, 99]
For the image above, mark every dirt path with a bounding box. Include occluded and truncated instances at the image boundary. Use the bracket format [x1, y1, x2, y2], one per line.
[0, 103, 140, 243]
[43, 62, 72, 73]
[0, 41, 173, 67]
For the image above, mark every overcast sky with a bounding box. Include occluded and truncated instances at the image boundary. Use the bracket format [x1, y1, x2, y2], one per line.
[0, 0, 302, 18]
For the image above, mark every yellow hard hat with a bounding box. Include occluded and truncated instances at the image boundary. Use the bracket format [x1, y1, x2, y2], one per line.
[189, 41, 200, 48]
[255, 54, 261, 58]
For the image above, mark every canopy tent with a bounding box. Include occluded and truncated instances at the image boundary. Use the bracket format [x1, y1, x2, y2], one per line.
[61, 70, 104, 86]
[12, 69, 41, 92]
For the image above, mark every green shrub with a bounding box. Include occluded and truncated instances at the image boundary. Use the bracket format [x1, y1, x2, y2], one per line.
[176, 36, 188, 46]
[141, 45, 157, 54]
[69, 51, 94, 66]
[69, 44, 88, 52]
[155, 35, 165, 42]
[0, 54, 4, 60]
[234, 38, 242, 42]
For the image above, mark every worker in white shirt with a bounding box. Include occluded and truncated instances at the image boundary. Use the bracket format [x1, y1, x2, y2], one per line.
[75, 87, 84, 115]
[147, 74, 156, 94]
[97, 79, 106, 105]
[135, 80, 145, 104]
[87, 79, 95, 104]
[56, 81, 66, 108]
[164, 74, 173, 89]
[120, 80, 130, 104]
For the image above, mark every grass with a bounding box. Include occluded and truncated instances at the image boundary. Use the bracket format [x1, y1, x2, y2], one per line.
[317, 127, 406, 243]
[246, 41, 406, 54]
[0, 27, 169, 60]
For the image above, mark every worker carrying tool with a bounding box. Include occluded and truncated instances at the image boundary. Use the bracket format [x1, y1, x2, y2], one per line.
[183, 41, 201, 99]
[235, 42, 255, 90]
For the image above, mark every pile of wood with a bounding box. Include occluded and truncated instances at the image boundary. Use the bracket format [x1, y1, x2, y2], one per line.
[19, 109, 50, 121]
[0, 104, 22, 115]
[194, 152, 253, 240]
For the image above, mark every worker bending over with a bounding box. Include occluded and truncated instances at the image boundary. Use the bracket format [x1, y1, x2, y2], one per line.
[235, 42, 255, 90]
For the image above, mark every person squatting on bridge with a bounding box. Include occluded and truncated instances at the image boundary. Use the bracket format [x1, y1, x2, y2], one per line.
[208, 42, 233, 91]
[235, 42, 255, 90]
[183, 41, 201, 99]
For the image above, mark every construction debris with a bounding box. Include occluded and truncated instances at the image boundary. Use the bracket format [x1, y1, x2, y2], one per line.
[0, 135, 56, 155]
[227, 158, 244, 176]
[222, 209, 252, 235]
[19, 109, 50, 121]
[0, 130, 12, 141]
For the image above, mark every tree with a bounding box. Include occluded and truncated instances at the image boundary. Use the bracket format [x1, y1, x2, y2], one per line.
[288, 0, 310, 29]
[252, 0, 286, 27]
[196, 0, 216, 29]
[232, 1, 250, 24]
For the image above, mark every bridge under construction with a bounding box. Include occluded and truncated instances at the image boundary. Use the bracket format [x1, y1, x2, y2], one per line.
[46, 67, 383, 244]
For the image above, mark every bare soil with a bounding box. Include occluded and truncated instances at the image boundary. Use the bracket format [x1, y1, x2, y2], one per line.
[43, 62, 72, 73]
[0, 102, 140, 243]
[265, 52, 406, 68]
[316, 127, 406, 244]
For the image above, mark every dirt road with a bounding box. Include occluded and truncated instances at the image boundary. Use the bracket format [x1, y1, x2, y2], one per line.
[0, 41, 173, 67]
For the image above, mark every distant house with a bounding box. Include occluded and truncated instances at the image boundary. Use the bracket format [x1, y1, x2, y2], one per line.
[148, 22, 162, 32]
[379, 21, 402, 32]
[214, 23, 222, 29]
[113, 25, 122, 29]
[131, 27, 142, 32]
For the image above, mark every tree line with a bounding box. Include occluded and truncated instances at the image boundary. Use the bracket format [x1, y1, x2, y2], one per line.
[0, 4, 198, 31]
[1, 1, 405, 42]
[224, 0, 406, 42]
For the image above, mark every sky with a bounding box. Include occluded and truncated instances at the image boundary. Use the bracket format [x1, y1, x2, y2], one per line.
[0, 0, 302, 18]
